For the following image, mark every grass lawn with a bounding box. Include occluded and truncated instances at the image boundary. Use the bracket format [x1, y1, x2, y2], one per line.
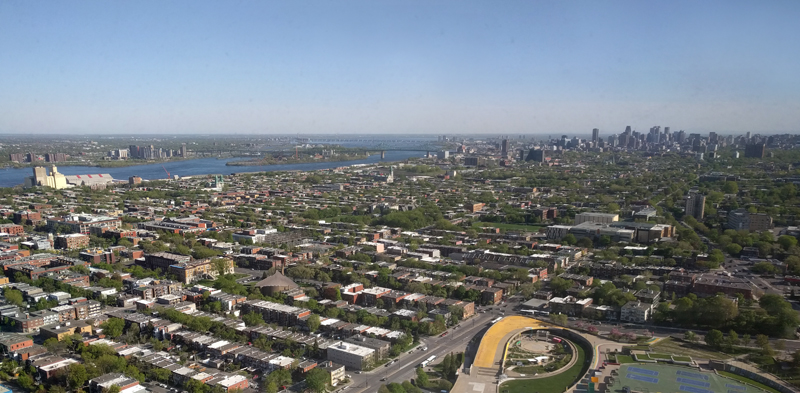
[718, 371, 781, 393]
[513, 364, 547, 374]
[648, 353, 673, 360]
[500, 343, 587, 393]
[472, 222, 543, 232]
[633, 353, 652, 361]
[672, 355, 692, 362]
[614, 355, 636, 364]
[651, 337, 733, 360]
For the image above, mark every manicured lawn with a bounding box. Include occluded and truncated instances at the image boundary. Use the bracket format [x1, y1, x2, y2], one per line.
[500, 343, 586, 393]
[651, 337, 733, 360]
[673, 356, 692, 362]
[648, 353, 673, 360]
[472, 222, 543, 232]
[614, 355, 636, 364]
[718, 371, 781, 393]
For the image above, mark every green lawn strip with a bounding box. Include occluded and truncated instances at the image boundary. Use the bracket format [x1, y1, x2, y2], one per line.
[672, 356, 692, 362]
[614, 355, 636, 364]
[647, 353, 672, 360]
[513, 365, 547, 375]
[500, 344, 587, 393]
[717, 371, 782, 393]
[472, 222, 543, 232]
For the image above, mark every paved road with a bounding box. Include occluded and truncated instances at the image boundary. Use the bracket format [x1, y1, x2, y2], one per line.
[347, 308, 507, 392]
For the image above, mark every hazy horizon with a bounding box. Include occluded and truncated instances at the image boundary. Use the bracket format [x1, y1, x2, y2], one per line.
[2, 1, 799, 135]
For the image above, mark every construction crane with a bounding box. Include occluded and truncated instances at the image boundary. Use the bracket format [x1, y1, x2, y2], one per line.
[162, 165, 170, 180]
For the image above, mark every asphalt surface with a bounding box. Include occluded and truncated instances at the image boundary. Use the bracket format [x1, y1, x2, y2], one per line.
[345, 307, 509, 392]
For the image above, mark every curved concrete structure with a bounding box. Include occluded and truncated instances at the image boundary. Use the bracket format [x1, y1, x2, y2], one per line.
[473, 316, 555, 368]
[455, 316, 596, 393]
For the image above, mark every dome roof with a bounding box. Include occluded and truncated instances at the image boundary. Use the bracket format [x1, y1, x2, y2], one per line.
[254, 271, 298, 289]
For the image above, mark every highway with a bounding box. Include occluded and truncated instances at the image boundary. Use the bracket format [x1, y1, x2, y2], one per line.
[346, 307, 507, 392]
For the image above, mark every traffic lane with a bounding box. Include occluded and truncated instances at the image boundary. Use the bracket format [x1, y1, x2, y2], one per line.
[350, 310, 501, 392]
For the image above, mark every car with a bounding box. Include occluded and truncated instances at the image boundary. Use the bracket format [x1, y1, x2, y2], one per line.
[355, 371, 362, 374]
[385, 363, 390, 367]
[380, 378, 387, 381]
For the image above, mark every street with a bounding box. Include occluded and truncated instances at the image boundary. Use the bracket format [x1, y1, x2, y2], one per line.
[345, 307, 506, 392]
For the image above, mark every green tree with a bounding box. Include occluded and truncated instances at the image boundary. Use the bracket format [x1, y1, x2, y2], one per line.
[562, 234, 577, 245]
[401, 381, 421, 393]
[576, 237, 593, 249]
[305, 368, 329, 393]
[549, 277, 573, 296]
[307, 314, 321, 332]
[264, 382, 278, 393]
[551, 313, 568, 326]
[726, 330, 740, 351]
[67, 363, 89, 390]
[17, 372, 35, 391]
[104, 386, 122, 393]
[704, 329, 724, 350]
[101, 317, 125, 338]
[684, 331, 697, 343]
[3, 289, 23, 307]
[415, 367, 429, 387]
[242, 312, 264, 327]
[755, 334, 772, 355]
[778, 235, 798, 251]
[722, 181, 739, 194]
[725, 243, 743, 256]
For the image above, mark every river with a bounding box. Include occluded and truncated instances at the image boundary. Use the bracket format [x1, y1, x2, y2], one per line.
[0, 150, 427, 188]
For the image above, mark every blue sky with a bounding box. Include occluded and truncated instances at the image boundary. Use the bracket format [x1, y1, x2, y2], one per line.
[1, 0, 798, 135]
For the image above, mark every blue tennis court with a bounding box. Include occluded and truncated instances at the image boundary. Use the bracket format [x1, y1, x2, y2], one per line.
[680, 385, 714, 393]
[677, 370, 709, 380]
[628, 366, 659, 376]
[678, 377, 711, 387]
[726, 384, 746, 391]
[627, 373, 658, 384]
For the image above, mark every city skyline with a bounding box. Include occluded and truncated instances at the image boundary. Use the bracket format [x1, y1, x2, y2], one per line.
[1, 1, 799, 135]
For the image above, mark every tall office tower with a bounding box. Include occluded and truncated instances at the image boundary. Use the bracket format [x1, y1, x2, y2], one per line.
[664, 127, 670, 134]
[592, 128, 599, 142]
[678, 131, 686, 143]
[526, 149, 545, 162]
[745, 143, 765, 158]
[129, 145, 140, 159]
[685, 192, 706, 220]
[501, 139, 509, 157]
[625, 126, 632, 134]
[745, 132, 751, 141]
[709, 132, 718, 144]
[180, 143, 187, 157]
